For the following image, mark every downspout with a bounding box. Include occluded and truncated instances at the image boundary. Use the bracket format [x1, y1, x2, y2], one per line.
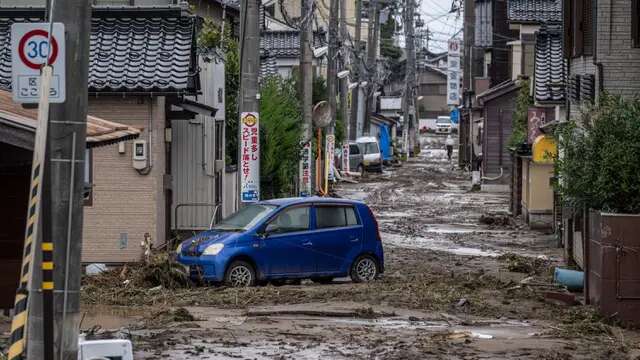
[136, 96, 154, 175]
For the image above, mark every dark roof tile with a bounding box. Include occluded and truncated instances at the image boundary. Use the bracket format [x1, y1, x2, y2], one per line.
[534, 26, 566, 102]
[508, 0, 562, 23]
[0, 8, 198, 94]
[260, 30, 325, 58]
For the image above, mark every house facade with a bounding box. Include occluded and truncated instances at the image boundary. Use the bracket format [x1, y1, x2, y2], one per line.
[565, 0, 640, 117]
[0, 5, 231, 263]
[0, 90, 141, 307]
[561, 0, 640, 265]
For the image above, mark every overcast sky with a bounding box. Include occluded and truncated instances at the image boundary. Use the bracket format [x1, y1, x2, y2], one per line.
[416, 0, 463, 52]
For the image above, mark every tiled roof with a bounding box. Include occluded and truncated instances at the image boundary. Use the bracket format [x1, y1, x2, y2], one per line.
[0, 7, 198, 94]
[0, 90, 140, 148]
[260, 30, 326, 78]
[260, 54, 278, 78]
[508, 0, 562, 23]
[534, 26, 566, 103]
[260, 30, 325, 58]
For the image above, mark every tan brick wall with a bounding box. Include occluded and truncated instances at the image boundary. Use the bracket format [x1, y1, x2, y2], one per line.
[82, 96, 166, 263]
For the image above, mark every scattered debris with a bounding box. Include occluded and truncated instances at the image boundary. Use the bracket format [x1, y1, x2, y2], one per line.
[479, 214, 512, 226]
[86, 263, 108, 275]
[544, 291, 579, 306]
[245, 307, 395, 319]
[498, 252, 550, 275]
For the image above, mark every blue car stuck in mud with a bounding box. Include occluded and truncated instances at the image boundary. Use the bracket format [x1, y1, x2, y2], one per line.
[176, 197, 384, 287]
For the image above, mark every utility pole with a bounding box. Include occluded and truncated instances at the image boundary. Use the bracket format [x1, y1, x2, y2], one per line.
[300, 0, 313, 143]
[238, 0, 260, 204]
[299, 0, 313, 196]
[364, 0, 380, 135]
[462, 0, 474, 168]
[44, 0, 91, 358]
[339, 0, 349, 140]
[403, 0, 417, 156]
[349, 0, 362, 140]
[327, 0, 339, 136]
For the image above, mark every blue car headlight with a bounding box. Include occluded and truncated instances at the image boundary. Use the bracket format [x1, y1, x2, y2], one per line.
[175, 242, 183, 255]
[202, 243, 224, 256]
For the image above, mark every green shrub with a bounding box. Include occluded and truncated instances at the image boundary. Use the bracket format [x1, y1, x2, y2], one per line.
[509, 78, 532, 148]
[555, 94, 640, 213]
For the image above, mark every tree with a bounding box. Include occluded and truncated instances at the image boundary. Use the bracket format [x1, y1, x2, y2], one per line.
[509, 78, 533, 148]
[260, 76, 303, 198]
[198, 18, 240, 165]
[380, 5, 402, 61]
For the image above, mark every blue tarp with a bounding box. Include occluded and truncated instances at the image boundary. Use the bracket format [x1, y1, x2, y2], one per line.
[378, 124, 392, 161]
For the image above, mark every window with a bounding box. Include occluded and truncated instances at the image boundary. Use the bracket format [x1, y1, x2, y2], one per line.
[84, 148, 92, 206]
[633, 0, 640, 48]
[361, 1, 370, 19]
[349, 144, 360, 155]
[316, 206, 359, 229]
[474, 0, 492, 47]
[213, 204, 276, 231]
[363, 142, 379, 155]
[269, 206, 310, 234]
[570, 0, 594, 57]
[215, 121, 223, 161]
[345, 207, 359, 226]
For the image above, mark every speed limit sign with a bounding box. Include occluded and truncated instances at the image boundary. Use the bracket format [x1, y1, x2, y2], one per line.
[11, 23, 66, 103]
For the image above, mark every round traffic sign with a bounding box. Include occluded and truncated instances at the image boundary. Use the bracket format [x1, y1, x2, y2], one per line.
[18, 29, 59, 70]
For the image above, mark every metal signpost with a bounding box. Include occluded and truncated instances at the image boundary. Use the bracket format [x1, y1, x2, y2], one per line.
[11, 23, 66, 104]
[240, 112, 260, 202]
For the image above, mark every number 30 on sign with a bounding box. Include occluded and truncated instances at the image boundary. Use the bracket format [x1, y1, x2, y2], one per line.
[11, 23, 66, 104]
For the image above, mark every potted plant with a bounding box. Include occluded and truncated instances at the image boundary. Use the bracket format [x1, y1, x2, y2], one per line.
[555, 94, 640, 325]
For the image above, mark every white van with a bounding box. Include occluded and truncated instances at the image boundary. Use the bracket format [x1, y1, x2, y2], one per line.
[436, 116, 452, 134]
[356, 136, 383, 173]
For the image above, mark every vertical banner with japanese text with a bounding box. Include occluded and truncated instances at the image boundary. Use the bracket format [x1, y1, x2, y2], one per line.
[240, 112, 260, 202]
[447, 39, 461, 106]
[324, 134, 335, 190]
[527, 107, 552, 144]
[341, 143, 350, 173]
[299, 142, 312, 197]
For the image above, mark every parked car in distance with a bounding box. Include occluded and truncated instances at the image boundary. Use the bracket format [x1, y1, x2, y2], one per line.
[419, 118, 437, 133]
[435, 116, 452, 134]
[176, 197, 385, 287]
[356, 136, 383, 172]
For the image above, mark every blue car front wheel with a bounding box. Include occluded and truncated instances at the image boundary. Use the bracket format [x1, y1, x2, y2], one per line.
[225, 260, 256, 287]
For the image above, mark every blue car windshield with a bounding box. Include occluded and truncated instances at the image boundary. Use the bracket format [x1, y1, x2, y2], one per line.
[213, 204, 277, 231]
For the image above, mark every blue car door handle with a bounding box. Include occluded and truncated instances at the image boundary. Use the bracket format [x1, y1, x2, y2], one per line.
[302, 241, 313, 246]
[349, 236, 359, 242]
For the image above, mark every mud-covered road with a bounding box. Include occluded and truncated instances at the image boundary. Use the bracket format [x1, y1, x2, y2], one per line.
[41, 135, 640, 359]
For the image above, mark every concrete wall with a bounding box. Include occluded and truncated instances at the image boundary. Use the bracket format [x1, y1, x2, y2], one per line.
[83, 96, 167, 263]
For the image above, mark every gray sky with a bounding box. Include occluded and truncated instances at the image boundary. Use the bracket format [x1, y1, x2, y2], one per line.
[417, 0, 463, 52]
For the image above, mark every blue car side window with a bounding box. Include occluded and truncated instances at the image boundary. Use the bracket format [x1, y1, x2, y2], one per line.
[268, 206, 310, 234]
[345, 207, 359, 225]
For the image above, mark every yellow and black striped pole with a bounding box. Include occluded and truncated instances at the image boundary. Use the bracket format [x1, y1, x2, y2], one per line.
[7, 66, 53, 360]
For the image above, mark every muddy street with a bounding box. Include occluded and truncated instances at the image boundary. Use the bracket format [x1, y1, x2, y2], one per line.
[74, 134, 639, 359]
